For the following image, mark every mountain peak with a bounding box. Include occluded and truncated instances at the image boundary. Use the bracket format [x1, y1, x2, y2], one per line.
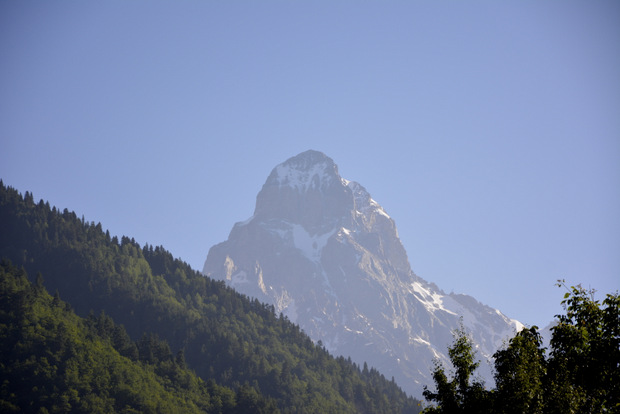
[254, 150, 351, 230]
[263, 150, 341, 193]
[204, 151, 522, 397]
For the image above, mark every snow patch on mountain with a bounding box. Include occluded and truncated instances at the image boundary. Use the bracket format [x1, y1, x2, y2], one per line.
[411, 281, 450, 314]
[268, 150, 339, 192]
[292, 224, 336, 262]
[275, 162, 334, 191]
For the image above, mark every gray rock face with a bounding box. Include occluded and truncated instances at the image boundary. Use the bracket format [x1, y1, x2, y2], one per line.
[203, 150, 522, 397]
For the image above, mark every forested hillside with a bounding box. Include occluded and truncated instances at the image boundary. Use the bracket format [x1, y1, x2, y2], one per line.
[0, 261, 245, 413]
[0, 182, 423, 413]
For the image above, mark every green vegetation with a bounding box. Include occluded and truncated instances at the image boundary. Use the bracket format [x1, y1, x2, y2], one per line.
[0, 181, 422, 413]
[0, 260, 240, 413]
[422, 283, 619, 413]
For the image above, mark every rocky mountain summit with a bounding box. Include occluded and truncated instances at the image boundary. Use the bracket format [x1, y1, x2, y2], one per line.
[203, 150, 522, 397]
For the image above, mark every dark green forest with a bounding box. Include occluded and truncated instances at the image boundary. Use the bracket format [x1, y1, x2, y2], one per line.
[422, 284, 619, 413]
[0, 181, 423, 413]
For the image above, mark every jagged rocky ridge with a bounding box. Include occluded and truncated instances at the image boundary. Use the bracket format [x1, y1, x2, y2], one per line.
[203, 150, 522, 397]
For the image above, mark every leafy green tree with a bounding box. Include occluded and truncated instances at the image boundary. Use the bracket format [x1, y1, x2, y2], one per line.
[545, 282, 619, 413]
[422, 323, 490, 413]
[493, 326, 545, 414]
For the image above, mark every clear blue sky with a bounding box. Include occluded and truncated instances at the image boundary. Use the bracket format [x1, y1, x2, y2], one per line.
[1, 1, 618, 329]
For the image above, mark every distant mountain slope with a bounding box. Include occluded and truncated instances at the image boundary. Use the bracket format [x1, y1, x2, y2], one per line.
[0, 181, 422, 413]
[203, 150, 523, 396]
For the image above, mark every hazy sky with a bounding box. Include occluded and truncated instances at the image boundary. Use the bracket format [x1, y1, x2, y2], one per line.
[1, 1, 618, 329]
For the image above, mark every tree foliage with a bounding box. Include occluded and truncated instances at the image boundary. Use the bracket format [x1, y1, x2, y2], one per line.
[493, 326, 545, 413]
[422, 283, 619, 413]
[545, 282, 620, 413]
[422, 323, 490, 413]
